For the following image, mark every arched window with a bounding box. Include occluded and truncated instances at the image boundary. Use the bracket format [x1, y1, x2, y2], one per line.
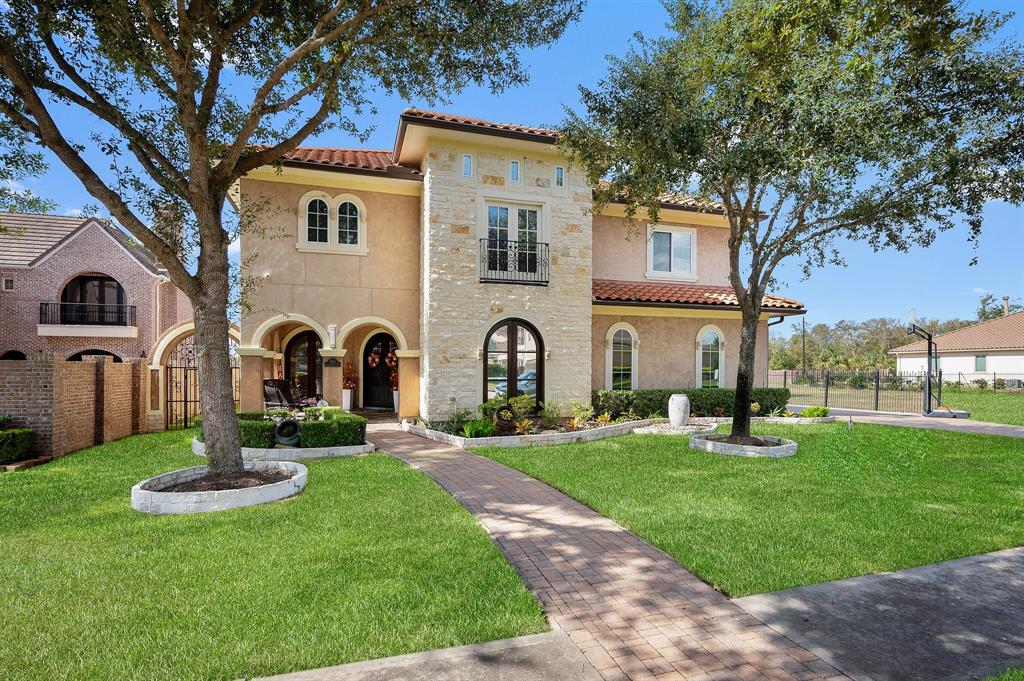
[697, 327, 723, 388]
[306, 198, 329, 243]
[60, 275, 127, 324]
[1, 350, 27, 360]
[285, 330, 322, 402]
[67, 349, 122, 363]
[606, 323, 637, 390]
[338, 201, 359, 245]
[483, 318, 543, 402]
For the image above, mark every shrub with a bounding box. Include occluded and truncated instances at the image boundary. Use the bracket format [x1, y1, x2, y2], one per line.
[994, 378, 1006, 390]
[799, 406, 830, 418]
[238, 419, 276, 448]
[238, 411, 269, 421]
[847, 373, 869, 389]
[974, 378, 989, 390]
[570, 400, 594, 423]
[595, 412, 612, 427]
[538, 400, 562, 429]
[508, 394, 536, 416]
[0, 415, 12, 430]
[591, 388, 790, 419]
[0, 427, 35, 465]
[514, 418, 535, 435]
[462, 419, 496, 438]
[299, 412, 367, 448]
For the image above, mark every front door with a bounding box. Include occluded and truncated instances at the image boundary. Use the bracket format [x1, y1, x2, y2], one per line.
[363, 332, 397, 409]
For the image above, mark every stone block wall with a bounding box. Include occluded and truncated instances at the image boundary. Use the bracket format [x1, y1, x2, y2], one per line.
[420, 142, 593, 419]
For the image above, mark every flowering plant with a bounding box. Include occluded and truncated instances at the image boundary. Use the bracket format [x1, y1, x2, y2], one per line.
[390, 365, 399, 391]
[343, 360, 357, 390]
[385, 349, 398, 369]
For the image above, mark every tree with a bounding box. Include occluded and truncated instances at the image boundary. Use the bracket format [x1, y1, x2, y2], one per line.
[561, 0, 1024, 437]
[0, 0, 583, 475]
[977, 293, 1022, 320]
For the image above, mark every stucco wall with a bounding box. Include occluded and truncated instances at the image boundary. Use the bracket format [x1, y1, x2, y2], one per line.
[592, 214, 732, 285]
[420, 141, 593, 419]
[591, 313, 769, 390]
[238, 177, 421, 351]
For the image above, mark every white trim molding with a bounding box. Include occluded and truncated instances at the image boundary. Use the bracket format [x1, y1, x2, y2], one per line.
[250, 313, 332, 349]
[295, 190, 369, 256]
[646, 223, 698, 282]
[335, 316, 409, 352]
[695, 324, 725, 388]
[37, 324, 138, 338]
[605, 321, 639, 390]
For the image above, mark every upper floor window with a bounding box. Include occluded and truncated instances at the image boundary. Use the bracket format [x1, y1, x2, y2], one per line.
[338, 202, 359, 245]
[554, 166, 565, 188]
[62, 275, 125, 306]
[509, 160, 520, 183]
[462, 154, 473, 177]
[306, 198, 329, 244]
[975, 355, 987, 372]
[648, 225, 695, 280]
[2, 277, 13, 291]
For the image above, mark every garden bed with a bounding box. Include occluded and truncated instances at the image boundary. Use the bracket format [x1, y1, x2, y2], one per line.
[689, 432, 798, 458]
[404, 417, 662, 448]
[191, 437, 375, 461]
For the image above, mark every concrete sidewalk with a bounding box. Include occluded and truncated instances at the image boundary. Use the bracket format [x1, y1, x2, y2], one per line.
[795, 407, 1024, 438]
[736, 547, 1024, 681]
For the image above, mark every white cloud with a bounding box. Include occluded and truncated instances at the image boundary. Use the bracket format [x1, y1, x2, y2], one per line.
[972, 287, 990, 295]
[227, 238, 240, 257]
[64, 208, 84, 217]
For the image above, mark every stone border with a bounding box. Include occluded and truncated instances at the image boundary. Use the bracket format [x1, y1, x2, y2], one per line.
[131, 460, 308, 515]
[698, 415, 836, 425]
[689, 433, 798, 458]
[402, 418, 663, 449]
[191, 438, 374, 461]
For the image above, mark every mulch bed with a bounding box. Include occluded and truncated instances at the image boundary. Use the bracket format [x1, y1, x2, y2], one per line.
[160, 470, 292, 493]
[711, 434, 775, 447]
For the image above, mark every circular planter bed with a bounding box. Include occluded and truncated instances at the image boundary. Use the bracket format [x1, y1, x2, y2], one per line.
[689, 433, 797, 458]
[192, 438, 374, 461]
[131, 460, 307, 515]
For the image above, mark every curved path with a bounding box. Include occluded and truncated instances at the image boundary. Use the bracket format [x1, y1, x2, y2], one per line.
[369, 430, 848, 681]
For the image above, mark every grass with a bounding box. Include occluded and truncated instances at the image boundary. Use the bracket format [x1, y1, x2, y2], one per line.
[988, 671, 1024, 681]
[940, 388, 1024, 426]
[0, 431, 545, 681]
[477, 423, 1024, 598]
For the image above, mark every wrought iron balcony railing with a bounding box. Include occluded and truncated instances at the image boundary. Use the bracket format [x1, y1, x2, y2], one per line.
[479, 238, 550, 285]
[39, 302, 137, 327]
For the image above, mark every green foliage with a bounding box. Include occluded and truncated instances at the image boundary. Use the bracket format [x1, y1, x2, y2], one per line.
[0, 415, 12, 429]
[0, 427, 34, 465]
[265, 409, 292, 419]
[847, 373, 869, 390]
[299, 411, 367, 448]
[422, 409, 474, 436]
[974, 379, 989, 390]
[569, 400, 594, 423]
[479, 396, 536, 421]
[238, 419, 276, 449]
[799, 406, 830, 418]
[978, 293, 1022, 321]
[592, 388, 791, 419]
[538, 400, 563, 429]
[238, 412, 269, 422]
[462, 419, 497, 439]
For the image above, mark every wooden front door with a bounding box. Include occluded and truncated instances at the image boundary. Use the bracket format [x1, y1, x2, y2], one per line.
[363, 332, 397, 409]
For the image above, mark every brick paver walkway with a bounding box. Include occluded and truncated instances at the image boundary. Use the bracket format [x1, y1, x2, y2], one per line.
[369, 430, 849, 681]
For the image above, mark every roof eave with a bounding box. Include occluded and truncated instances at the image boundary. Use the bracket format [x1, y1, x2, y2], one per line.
[279, 158, 423, 181]
[592, 298, 806, 315]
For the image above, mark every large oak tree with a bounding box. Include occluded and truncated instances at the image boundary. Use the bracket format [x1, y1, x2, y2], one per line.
[561, 0, 1024, 437]
[0, 0, 583, 474]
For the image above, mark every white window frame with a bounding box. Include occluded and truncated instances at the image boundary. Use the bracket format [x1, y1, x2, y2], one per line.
[695, 324, 725, 388]
[2, 277, 13, 291]
[605, 322, 638, 390]
[554, 166, 565, 188]
[462, 153, 474, 178]
[509, 160, 521, 183]
[295, 190, 368, 255]
[646, 224, 697, 281]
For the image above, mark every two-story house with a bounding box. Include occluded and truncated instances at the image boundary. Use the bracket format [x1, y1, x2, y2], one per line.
[235, 110, 805, 420]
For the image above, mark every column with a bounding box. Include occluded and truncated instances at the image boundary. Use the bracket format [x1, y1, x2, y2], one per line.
[396, 350, 421, 420]
[320, 349, 347, 406]
[236, 348, 266, 413]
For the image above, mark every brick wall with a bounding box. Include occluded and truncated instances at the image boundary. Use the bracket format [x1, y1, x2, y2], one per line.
[0, 353, 149, 458]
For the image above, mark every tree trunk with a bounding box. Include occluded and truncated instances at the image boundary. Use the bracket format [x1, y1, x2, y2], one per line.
[730, 308, 761, 438]
[193, 274, 243, 476]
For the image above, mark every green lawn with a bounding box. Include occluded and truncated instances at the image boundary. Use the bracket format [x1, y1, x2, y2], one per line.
[988, 671, 1024, 681]
[478, 423, 1024, 598]
[940, 388, 1024, 426]
[0, 431, 545, 681]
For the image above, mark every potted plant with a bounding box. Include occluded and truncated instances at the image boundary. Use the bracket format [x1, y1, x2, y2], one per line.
[389, 363, 400, 413]
[342, 361, 357, 411]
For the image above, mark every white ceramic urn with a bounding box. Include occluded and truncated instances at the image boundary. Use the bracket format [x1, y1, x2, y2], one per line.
[668, 394, 690, 427]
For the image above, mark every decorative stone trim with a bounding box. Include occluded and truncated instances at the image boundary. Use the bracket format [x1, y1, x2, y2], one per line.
[698, 416, 836, 425]
[402, 418, 663, 449]
[689, 433, 797, 458]
[191, 438, 374, 461]
[131, 460, 308, 515]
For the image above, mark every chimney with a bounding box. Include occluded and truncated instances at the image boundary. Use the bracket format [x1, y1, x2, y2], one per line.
[1004, 296, 1011, 316]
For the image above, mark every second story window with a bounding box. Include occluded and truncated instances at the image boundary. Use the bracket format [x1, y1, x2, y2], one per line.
[307, 198, 329, 243]
[338, 201, 359, 245]
[648, 225, 696, 280]
[462, 154, 473, 177]
[554, 166, 564, 187]
[481, 201, 548, 284]
[509, 160, 520, 183]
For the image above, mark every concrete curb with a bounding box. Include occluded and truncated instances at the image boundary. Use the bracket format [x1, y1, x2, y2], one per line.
[131, 460, 307, 514]
[192, 438, 374, 461]
[403, 418, 662, 449]
[689, 433, 798, 458]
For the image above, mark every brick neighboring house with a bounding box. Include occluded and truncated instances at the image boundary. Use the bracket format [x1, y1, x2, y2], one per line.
[235, 109, 806, 419]
[0, 212, 193, 362]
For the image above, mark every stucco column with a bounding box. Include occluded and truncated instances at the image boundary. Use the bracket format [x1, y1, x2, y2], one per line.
[236, 348, 266, 413]
[320, 349, 347, 406]
[396, 351, 421, 419]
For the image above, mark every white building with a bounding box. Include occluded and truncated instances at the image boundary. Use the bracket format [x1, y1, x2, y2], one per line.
[890, 309, 1024, 381]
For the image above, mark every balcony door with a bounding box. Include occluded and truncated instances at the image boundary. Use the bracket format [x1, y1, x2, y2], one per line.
[60, 275, 126, 325]
[486, 203, 539, 275]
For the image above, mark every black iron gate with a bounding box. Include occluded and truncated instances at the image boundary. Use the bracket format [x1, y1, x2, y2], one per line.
[165, 335, 240, 430]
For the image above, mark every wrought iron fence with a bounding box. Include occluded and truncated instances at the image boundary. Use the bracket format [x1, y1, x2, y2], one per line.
[39, 301, 136, 326]
[478, 238, 550, 285]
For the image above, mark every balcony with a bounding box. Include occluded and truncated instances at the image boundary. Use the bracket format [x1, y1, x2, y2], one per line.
[38, 302, 138, 338]
[479, 238, 550, 286]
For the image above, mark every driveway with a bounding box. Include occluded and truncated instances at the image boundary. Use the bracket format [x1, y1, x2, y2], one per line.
[735, 547, 1024, 681]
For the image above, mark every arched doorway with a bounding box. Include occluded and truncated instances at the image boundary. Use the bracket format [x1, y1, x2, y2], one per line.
[362, 332, 397, 409]
[0, 350, 26, 360]
[164, 334, 240, 429]
[483, 318, 543, 402]
[285, 330, 322, 403]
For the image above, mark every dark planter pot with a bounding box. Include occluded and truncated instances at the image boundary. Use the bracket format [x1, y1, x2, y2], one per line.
[274, 419, 301, 447]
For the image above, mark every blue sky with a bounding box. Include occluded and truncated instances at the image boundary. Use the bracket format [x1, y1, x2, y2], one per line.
[19, 0, 1024, 327]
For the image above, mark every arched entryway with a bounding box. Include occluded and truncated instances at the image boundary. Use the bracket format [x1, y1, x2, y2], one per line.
[284, 330, 322, 403]
[483, 318, 543, 402]
[0, 350, 26, 360]
[362, 332, 397, 410]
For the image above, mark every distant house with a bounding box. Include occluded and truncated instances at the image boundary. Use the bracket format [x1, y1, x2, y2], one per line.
[889, 309, 1024, 379]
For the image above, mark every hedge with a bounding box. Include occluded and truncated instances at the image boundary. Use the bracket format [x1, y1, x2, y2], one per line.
[239, 419, 277, 448]
[0, 415, 12, 430]
[591, 388, 791, 419]
[0, 428, 35, 465]
[196, 408, 367, 448]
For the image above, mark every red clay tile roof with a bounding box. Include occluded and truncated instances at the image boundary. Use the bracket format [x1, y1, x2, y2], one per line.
[279, 147, 421, 177]
[592, 279, 805, 312]
[401, 108, 558, 141]
[889, 311, 1024, 354]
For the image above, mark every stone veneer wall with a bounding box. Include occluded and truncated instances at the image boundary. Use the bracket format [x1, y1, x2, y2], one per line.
[420, 142, 593, 419]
